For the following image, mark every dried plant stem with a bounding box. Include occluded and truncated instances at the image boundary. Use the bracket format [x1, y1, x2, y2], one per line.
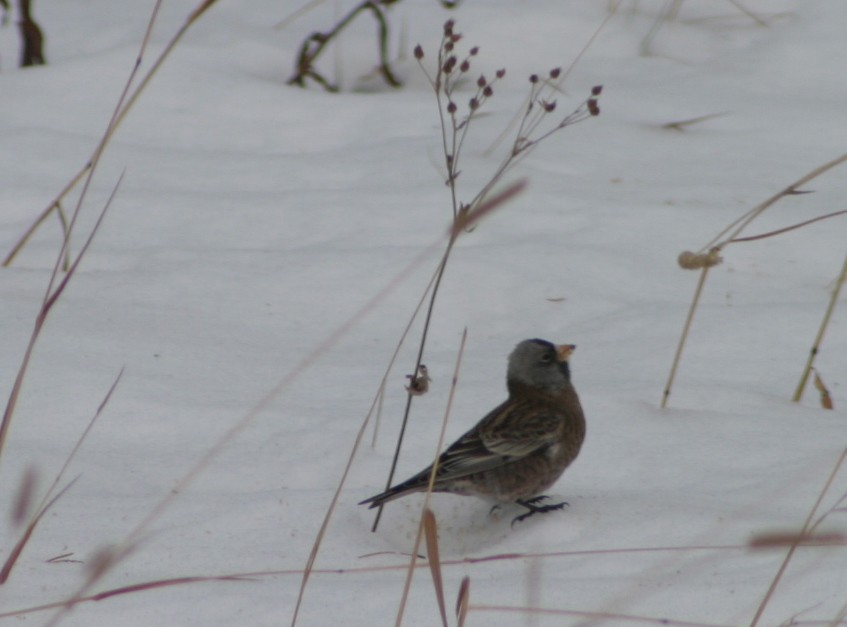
[792, 251, 847, 402]
[661, 266, 711, 408]
[0, 370, 124, 584]
[290, 252, 441, 627]
[471, 604, 728, 626]
[748, 447, 847, 627]
[395, 329, 467, 627]
[371, 240, 456, 531]
[287, 0, 400, 92]
[370, 178, 527, 531]
[0, 173, 124, 468]
[701, 153, 847, 254]
[423, 510, 448, 627]
[665, 152, 847, 407]
[2, 0, 219, 268]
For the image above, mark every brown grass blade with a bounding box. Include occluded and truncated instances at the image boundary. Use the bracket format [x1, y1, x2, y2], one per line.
[10, 465, 38, 527]
[394, 329, 468, 627]
[456, 576, 470, 627]
[470, 604, 731, 626]
[748, 531, 846, 548]
[0, 573, 254, 619]
[812, 369, 834, 410]
[450, 179, 527, 237]
[423, 509, 448, 627]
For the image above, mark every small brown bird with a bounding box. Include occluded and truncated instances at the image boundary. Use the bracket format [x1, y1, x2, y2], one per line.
[360, 338, 586, 525]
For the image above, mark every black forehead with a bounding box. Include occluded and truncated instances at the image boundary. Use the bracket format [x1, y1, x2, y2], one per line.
[529, 338, 555, 351]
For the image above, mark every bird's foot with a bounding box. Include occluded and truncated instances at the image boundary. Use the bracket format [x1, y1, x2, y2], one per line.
[511, 495, 568, 526]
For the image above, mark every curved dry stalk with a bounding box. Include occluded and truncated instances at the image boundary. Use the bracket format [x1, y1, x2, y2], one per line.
[700, 153, 847, 254]
[2, 0, 220, 268]
[664, 152, 847, 408]
[286, 0, 401, 92]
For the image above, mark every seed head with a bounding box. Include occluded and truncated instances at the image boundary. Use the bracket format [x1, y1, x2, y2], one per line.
[414, 44, 424, 60]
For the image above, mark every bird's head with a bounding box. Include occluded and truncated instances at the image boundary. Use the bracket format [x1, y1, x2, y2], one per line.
[507, 338, 575, 393]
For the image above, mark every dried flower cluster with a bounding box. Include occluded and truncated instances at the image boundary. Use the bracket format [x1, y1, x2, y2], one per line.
[414, 20, 603, 224]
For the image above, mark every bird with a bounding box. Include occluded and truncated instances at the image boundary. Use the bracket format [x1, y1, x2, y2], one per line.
[360, 338, 586, 525]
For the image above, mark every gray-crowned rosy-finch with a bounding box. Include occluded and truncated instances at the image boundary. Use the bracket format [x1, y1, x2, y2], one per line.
[360, 338, 586, 525]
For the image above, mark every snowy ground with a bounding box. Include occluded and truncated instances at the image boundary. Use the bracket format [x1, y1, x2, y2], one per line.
[1, 1, 846, 625]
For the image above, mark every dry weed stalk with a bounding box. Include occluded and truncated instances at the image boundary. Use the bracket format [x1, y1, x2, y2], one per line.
[285, 0, 461, 91]
[748, 447, 847, 627]
[423, 509, 448, 627]
[0, 370, 123, 585]
[394, 328, 467, 627]
[456, 576, 470, 627]
[0, 173, 125, 466]
[2, 0, 220, 268]
[661, 152, 847, 408]
[371, 19, 601, 531]
[468, 603, 729, 626]
[792, 252, 847, 404]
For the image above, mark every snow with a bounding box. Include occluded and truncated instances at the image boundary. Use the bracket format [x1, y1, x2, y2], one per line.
[1, 1, 845, 625]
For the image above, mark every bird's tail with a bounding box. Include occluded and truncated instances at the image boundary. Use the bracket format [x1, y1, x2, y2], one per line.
[358, 472, 429, 508]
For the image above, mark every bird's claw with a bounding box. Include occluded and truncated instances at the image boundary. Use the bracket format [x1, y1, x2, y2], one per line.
[510, 496, 568, 526]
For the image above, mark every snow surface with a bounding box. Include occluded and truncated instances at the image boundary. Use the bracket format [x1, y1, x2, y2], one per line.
[1, 1, 846, 625]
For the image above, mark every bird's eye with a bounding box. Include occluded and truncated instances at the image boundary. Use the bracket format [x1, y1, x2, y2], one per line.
[540, 352, 554, 363]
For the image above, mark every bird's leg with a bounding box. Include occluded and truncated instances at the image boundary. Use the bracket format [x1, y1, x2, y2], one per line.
[511, 496, 568, 526]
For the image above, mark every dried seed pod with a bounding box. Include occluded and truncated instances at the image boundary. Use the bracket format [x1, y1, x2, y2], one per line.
[406, 365, 432, 396]
[677, 249, 723, 270]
